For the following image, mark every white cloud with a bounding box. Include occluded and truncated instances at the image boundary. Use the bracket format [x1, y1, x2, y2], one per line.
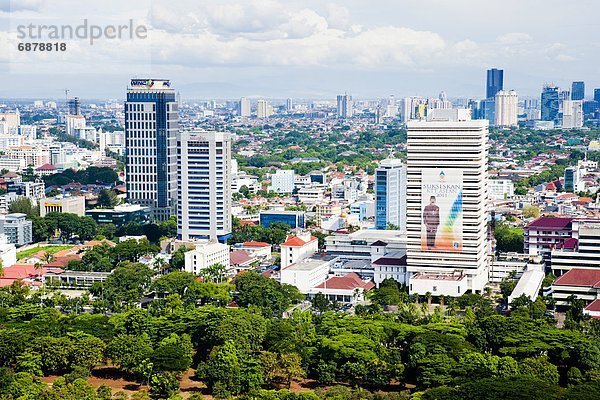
[0, 0, 43, 12]
[496, 32, 533, 45]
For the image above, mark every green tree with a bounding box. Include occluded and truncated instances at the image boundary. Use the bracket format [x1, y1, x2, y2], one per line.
[97, 189, 119, 208]
[107, 334, 154, 374]
[150, 371, 180, 399]
[151, 333, 194, 372]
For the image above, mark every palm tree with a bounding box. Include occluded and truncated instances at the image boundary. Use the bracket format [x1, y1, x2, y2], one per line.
[425, 291, 433, 307]
[42, 251, 54, 265]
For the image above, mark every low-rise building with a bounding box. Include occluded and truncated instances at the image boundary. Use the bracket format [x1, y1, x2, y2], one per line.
[86, 204, 151, 226]
[260, 211, 305, 229]
[40, 195, 86, 217]
[183, 241, 230, 276]
[233, 241, 272, 261]
[0, 213, 32, 247]
[280, 230, 319, 269]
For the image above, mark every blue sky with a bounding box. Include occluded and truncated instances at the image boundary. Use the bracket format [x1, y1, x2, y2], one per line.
[1, 0, 599, 100]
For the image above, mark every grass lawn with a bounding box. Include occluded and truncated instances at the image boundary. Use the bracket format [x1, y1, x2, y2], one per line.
[17, 245, 75, 261]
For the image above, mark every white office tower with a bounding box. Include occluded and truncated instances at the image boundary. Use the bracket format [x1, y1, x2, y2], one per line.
[178, 130, 232, 242]
[375, 158, 407, 232]
[239, 97, 251, 117]
[257, 100, 273, 118]
[270, 169, 295, 194]
[406, 109, 489, 296]
[386, 95, 398, 117]
[125, 79, 178, 221]
[561, 100, 583, 129]
[336, 94, 353, 118]
[400, 98, 412, 123]
[494, 90, 518, 127]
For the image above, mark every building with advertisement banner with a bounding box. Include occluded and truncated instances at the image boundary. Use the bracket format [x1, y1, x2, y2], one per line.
[420, 169, 463, 252]
[406, 109, 489, 296]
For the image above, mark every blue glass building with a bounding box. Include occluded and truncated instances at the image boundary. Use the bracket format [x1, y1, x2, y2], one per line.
[125, 79, 178, 221]
[260, 211, 305, 229]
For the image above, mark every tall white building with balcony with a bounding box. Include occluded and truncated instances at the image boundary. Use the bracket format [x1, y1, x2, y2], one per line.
[177, 130, 232, 242]
[406, 110, 489, 295]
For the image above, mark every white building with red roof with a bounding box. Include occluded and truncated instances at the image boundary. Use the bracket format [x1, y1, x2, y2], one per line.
[280, 230, 318, 269]
[309, 272, 375, 303]
[549, 268, 600, 306]
[235, 241, 272, 261]
[34, 163, 57, 176]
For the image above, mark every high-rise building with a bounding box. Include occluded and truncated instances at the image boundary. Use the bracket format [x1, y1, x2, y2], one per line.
[68, 97, 80, 115]
[256, 99, 273, 118]
[561, 100, 584, 129]
[486, 68, 504, 99]
[239, 97, 251, 117]
[375, 158, 407, 232]
[406, 109, 489, 296]
[572, 81, 585, 100]
[336, 94, 353, 118]
[494, 90, 518, 127]
[286, 98, 294, 111]
[541, 85, 560, 121]
[177, 130, 232, 242]
[125, 79, 178, 221]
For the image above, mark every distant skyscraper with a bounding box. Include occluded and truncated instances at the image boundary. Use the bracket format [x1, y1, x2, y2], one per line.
[67, 97, 80, 116]
[375, 158, 407, 231]
[177, 130, 232, 242]
[406, 109, 489, 295]
[541, 85, 560, 121]
[257, 99, 273, 118]
[286, 98, 293, 111]
[571, 81, 585, 100]
[125, 79, 178, 221]
[486, 68, 504, 99]
[594, 88, 600, 103]
[494, 90, 518, 127]
[561, 100, 584, 129]
[239, 97, 251, 117]
[336, 93, 353, 118]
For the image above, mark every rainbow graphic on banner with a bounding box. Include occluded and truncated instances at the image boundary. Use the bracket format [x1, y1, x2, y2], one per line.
[439, 191, 463, 251]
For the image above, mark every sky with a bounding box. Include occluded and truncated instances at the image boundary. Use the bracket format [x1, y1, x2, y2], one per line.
[0, 0, 599, 100]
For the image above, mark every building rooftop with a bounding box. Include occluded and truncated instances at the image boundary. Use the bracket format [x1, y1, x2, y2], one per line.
[411, 272, 466, 281]
[373, 255, 407, 266]
[585, 299, 600, 312]
[230, 250, 253, 265]
[315, 272, 375, 291]
[554, 269, 600, 287]
[526, 216, 573, 230]
[242, 241, 271, 248]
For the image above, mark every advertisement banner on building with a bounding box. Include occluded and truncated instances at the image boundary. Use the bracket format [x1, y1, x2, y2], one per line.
[421, 169, 463, 252]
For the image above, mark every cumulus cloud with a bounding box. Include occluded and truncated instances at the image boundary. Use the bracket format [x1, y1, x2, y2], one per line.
[496, 32, 533, 45]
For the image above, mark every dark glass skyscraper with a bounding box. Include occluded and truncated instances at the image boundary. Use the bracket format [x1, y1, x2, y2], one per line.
[594, 88, 600, 103]
[571, 81, 585, 100]
[486, 68, 504, 99]
[541, 85, 560, 122]
[125, 79, 178, 221]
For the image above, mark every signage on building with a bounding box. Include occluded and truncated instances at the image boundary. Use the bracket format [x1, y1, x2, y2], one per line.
[421, 168, 463, 252]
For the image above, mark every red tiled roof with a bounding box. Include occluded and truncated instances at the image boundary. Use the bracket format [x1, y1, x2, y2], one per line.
[557, 238, 578, 250]
[240, 220, 258, 227]
[230, 250, 253, 266]
[281, 235, 317, 247]
[526, 216, 573, 230]
[2, 264, 60, 279]
[585, 299, 600, 312]
[554, 269, 600, 287]
[35, 163, 56, 171]
[315, 272, 375, 291]
[242, 241, 270, 248]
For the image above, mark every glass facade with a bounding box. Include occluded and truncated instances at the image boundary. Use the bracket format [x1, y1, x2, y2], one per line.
[541, 86, 560, 121]
[486, 68, 504, 99]
[571, 81, 585, 101]
[375, 170, 387, 229]
[260, 212, 305, 229]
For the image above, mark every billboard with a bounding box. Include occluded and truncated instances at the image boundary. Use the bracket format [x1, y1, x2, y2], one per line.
[421, 169, 463, 252]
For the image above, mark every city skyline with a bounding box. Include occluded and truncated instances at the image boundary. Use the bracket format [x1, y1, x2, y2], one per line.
[1, 0, 600, 99]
